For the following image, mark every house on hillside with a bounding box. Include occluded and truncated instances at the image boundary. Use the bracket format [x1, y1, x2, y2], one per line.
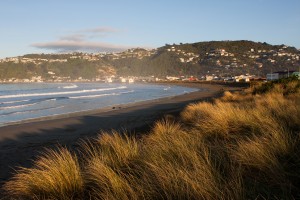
[166, 76, 180, 81]
[120, 77, 127, 83]
[205, 75, 213, 81]
[128, 78, 134, 83]
[106, 77, 113, 83]
[234, 75, 251, 82]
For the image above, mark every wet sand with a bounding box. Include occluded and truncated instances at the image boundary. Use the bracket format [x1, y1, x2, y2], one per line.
[0, 82, 242, 188]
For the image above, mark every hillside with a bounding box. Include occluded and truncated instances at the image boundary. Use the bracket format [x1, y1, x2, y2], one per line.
[110, 40, 299, 77]
[0, 40, 299, 82]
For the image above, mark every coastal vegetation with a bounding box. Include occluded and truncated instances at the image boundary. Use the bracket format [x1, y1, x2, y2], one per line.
[3, 78, 300, 199]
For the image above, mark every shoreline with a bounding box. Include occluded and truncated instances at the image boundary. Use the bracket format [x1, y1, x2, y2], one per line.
[0, 85, 201, 128]
[0, 82, 243, 187]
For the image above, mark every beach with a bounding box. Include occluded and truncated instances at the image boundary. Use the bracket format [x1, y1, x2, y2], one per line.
[0, 82, 242, 187]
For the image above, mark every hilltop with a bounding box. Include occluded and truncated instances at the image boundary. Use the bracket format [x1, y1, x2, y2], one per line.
[0, 40, 299, 82]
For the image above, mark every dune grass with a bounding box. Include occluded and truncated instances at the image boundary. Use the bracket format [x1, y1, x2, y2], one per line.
[3, 79, 300, 199]
[80, 132, 140, 200]
[3, 148, 83, 200]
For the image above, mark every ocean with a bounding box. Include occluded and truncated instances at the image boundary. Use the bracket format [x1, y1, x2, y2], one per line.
[0, 83, 198, 126]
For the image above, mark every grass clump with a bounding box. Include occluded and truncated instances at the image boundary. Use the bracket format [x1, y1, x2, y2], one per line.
[3, 148, 83, 199]
[142, 119, 222, 199]
[3, 78, 300, 199]
[81, 132, 140, 200]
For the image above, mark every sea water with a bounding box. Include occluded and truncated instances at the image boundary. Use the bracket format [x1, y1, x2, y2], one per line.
[0, 83, 198, 126]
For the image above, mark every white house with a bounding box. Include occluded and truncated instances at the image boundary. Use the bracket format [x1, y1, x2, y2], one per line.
[166, 76, 180, 81]
[128, 78, 134, 83]
[205, 75, 213, 81]
[106, 77, 113, 83]
[266, 73, 279, 81]
[120, 77, 127, 83]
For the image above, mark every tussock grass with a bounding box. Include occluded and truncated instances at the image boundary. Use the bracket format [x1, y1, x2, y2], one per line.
[142, 119, 221, 199]
[81, 132, 139, 169]
[3, 148, 83, 199]
[3, 78, 300, 199]
[81, 132, 140, 199]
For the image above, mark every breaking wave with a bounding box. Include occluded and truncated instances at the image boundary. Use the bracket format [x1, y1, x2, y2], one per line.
[0, 86, 127, 99]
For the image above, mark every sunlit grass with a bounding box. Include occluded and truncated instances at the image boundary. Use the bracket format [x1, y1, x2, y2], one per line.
[81, 132, 140, 199]
[3, 148, 83, 199]
[3, 79, 300, 199]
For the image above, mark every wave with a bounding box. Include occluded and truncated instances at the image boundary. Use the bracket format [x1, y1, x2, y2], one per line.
[70, 93, 116, 99]
[62, 84, 78, 89]
[0, 106, 65, 117]
[70, 90, 134, 99]
[0, 98, 56, 110]
[1, 99, 30, 104]
[0, 102, 39, 110]
[0, 86, 127, 99]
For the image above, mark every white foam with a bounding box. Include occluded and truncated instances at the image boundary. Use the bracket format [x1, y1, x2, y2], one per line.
[0, 102, 38, 110]
[70, 90, 134, 99]
[70, 93, 116, 99]
[1, 99, 30, 104]
[62, 84, 78, 89]
[0, 106, 65, 117]
[0, 86, 127, 99]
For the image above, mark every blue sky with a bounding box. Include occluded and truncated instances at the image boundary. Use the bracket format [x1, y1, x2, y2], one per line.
[1, 0, 300, 58]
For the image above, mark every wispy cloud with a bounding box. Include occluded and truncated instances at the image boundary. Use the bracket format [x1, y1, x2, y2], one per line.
[31, 26, 132, 52]
[59, 34, 86, 42]
[31, 40, 133, 52]
[79, 27, 120, 34]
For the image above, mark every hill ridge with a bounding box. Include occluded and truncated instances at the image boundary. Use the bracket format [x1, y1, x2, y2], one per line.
[0, 40, 299, 81]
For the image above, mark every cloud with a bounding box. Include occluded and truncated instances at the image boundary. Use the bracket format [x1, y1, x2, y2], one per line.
[59, 34, 86, 42]
[31, 26, 133, 52]
[31, 40, 133, 52]
[79, 27, 120, 34]
[31, 27, 135, 52]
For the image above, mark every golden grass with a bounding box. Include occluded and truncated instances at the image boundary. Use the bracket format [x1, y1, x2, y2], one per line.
[3, 79, 300, 199]
[81, 132, 139, 169]
[144, 120, 219, 199]
[81, 132, 140, 199]
[85, 158, 138, 200]
[3, 147, 83, 199]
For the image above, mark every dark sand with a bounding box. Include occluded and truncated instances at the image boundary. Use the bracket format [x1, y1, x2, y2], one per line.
[0, 82, 243, 188]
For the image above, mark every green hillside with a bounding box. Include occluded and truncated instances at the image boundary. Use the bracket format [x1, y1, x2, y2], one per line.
[0, 40, 299, 81]
[111, 40, 299, 77]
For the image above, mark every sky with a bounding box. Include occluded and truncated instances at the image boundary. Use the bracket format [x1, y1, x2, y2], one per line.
[1, 0, 300, 58]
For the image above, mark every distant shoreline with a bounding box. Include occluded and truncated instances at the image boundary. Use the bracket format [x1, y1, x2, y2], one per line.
[0, 82, 199, 127]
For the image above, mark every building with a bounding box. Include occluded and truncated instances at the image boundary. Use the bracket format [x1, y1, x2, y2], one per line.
[292, 72, 300, 79]
[205, 75, 213, 81]
[266, 70, 295, 81]
[128, 78, 134, 83]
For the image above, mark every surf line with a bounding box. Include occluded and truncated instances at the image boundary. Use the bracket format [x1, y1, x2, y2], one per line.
[0, 86, 127, 99]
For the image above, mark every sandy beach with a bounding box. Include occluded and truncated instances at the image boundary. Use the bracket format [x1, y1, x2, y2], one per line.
[0, 82, 243, 188]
